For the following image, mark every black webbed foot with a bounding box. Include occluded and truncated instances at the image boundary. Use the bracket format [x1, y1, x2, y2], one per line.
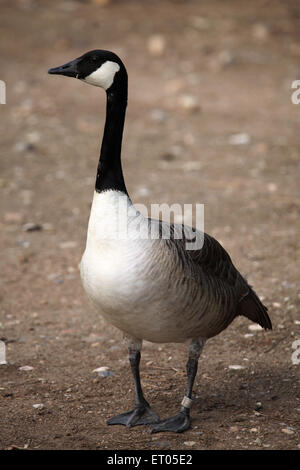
[150, 410, 190, 434]
[107, 404, 160, 428]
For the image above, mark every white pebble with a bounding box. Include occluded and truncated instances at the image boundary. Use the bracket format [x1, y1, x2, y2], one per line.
[178, 94, 199, 112]
[93, 366, 109, 372]
[93, 366, 113, 377]
[147, 35, 166, 56]
[229, 133, 251, 145]
[228, 365, 246, 370]
[19, 365, 34, 371]
[272, 302, 281, 308]
[267, 183, 277, 193]
[248, 324, 263, 332]
[184, 441, 196, 446]
[33, 403, 44, 410]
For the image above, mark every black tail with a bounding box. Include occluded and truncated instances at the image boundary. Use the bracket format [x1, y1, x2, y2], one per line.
[239, 287, 272, 330]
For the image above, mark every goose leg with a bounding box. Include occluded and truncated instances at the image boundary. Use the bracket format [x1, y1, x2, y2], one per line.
[107, 338, 160, 427]
[150, 338, 205, 434]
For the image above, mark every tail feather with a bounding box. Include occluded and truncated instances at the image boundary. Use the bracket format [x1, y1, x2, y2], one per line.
[239, 287, 272, 330]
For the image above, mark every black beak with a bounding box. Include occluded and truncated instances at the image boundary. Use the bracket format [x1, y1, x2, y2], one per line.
[48, 58, 79, 78]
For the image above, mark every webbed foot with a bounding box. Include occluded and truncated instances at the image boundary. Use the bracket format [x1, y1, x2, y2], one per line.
[150, 410, 190, 434]
[107, 404, 160, 428]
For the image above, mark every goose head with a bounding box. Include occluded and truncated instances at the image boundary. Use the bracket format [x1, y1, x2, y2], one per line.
[48, 50, 125, 91]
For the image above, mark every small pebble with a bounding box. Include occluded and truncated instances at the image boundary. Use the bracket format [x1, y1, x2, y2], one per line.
[0, 341, 6, 365]
[281, 428, 294, 435]
[272, 302, 281, 308]
[14, 141, 27, 152]
[228, 365, 246, 370]
[33, 403, 44, 410]
[252, 23, 269, 41]
[19, 365, 34, 371]
[16, 240, 30, 248]
[248, 324, 263, 332]
[229, 426, 239, 432]
[267, 183, 277, 193]
[93, 366, 114, 377]
[147, 35, 166, 56]
[178, 94, 199, 112]
[23, 223, 42, 232]
[229, 133, 251, 145]
[184, 441, 196, 447]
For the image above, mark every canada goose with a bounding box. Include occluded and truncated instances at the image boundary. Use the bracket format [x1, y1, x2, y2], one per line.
[48, 50, 272, 434]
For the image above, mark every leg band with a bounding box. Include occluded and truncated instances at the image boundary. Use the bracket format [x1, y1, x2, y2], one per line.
[181, 396, 193, 409]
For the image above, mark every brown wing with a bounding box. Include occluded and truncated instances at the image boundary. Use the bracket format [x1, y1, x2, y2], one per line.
[167, 229, 272, 330]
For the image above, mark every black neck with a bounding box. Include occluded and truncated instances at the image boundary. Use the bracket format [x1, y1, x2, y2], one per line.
[95, 71, 128, 195]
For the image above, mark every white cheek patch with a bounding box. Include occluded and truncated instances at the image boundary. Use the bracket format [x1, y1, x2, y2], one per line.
[84, 61, 120, 90]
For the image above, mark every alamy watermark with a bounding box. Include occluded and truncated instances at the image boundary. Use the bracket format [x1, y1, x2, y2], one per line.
[0, 80, 6, 104]
[291, 80, 300, 104]
[291, 339, 300, 365]
[97, 196, 205, 250]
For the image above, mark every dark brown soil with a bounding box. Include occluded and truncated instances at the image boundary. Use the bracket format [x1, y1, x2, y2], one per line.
[0, 0, 299, 450]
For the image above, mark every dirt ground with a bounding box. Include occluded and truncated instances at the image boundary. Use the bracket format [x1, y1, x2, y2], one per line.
[0, 0, 299, 451]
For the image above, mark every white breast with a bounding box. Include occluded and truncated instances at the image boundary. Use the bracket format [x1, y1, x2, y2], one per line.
[80, 191, 152, 326]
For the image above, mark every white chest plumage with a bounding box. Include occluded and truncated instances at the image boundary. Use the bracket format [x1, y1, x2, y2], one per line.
[80, 191, 155, 335]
